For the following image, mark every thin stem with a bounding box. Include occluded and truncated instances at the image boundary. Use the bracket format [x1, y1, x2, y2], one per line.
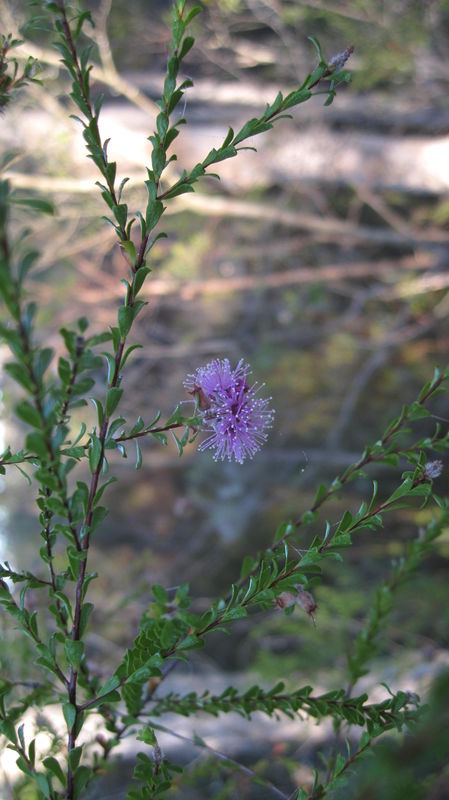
[145, 687, 416, 730]
[42, 488, 69, 632]
[57, 340, 83, 425]
[63, 134, 150, 800]
[115, 420, 193, 443]
[12, 742, 59, 800]
[275, 372, 446, 551]
[56, 1, 125, 233]
[308, 737, 372, 800]
[146, 721, 290, 800]
[48, 8, 159, 789]
[2, 225, 80, 633]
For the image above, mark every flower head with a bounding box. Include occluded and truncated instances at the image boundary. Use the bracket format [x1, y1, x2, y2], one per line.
[423, 460, 443, 481]
[184, 358, 274, 464]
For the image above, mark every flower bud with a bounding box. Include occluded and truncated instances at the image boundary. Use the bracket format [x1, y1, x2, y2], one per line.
[328, 45, 354, 73]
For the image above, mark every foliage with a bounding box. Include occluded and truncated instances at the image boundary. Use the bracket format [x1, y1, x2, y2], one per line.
[0, 2, 448, 799]
[0, 33, 40, 110]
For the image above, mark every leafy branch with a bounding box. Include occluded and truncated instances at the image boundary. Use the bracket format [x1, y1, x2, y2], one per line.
[239, 366, 449, 578]
[147, 682, 423, 734]
[158, 41, 352, 204]
[0, 33, 40, 110]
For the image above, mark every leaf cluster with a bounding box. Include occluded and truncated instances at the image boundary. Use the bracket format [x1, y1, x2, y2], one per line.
[0, 34, 41, 110]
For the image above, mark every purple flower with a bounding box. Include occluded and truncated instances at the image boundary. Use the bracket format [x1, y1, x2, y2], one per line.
[423, 460, 443, 480]
[184, 359, 274, 464]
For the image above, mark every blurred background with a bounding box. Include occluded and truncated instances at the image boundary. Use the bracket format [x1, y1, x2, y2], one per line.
[1, 0, 449, 797]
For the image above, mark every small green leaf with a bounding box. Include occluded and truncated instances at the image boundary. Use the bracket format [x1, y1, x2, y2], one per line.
[63, 702, 77, 731]
[4, 362, 33, 392]
[135, 440, 142, 470]
[28, 738, 36, 767]
[34, 347, 54, 381]
[151, 431, 167, 445]
[177, 634, 204, 651]
[308, 35, 325, 62]
[90, 505, 108, 534]
[11, 197, 55, 215]
[334, 752, 347, 776]
[223, 607, 247, 621]
[43, 756, 66, 786]
[93, 476, 117, 506]
[274, 521, 295, 544]
[73, 765, 92, 798]
[171, 430, 183, 456]
[133, 266, 151, 296]
[15, 401, 41, 428]
[58, 356, 71, 384]
[35, 773, 51, 799]
[120, 343, 143, 370]
[25, 431, 48, 458]
[125, 667, 151, 684]
[99, 675, 121, 696]
[113, 203, 127, 228]
[79, 602, 94, 638]
[65, 638, 84, 669]
[152, 584, 169, 604]
[103, 352, 116, 383]
[146, 199, 164, 230]
[179, 35, 194, 60]
[68, 745, 83, 771]
[90, 398, 104, 427]
[185, 5, 202, 25]
[88, 433, 102, 473]
[122, 239, 136, 265]
[105, 387, 123, 417]
[118, 306, 134, 339]
[137, 724, 157, 746]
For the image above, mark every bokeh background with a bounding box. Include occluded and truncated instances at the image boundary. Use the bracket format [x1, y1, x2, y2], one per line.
[1, 0, 449, 797]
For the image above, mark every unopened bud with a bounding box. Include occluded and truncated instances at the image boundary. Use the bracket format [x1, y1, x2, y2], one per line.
[404, 691, 420, 707]
[153, 744, 163, 766]
[75, 335, 84, 357]
[328, 45, 354, 73]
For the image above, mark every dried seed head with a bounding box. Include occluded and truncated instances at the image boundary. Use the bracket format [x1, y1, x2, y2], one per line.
[276, 592, 297, 609]
[296, 586, 318, 618]
[276, 586, 317, 623]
